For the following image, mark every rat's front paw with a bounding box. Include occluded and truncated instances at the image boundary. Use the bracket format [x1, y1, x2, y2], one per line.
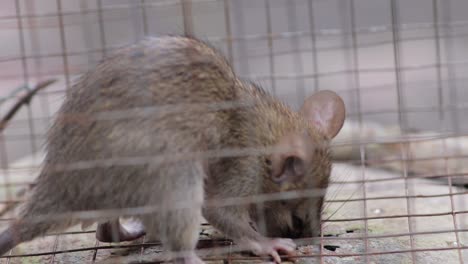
[245, 238, 297, 263]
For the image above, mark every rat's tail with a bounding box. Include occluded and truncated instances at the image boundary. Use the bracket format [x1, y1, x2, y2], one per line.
[0, 185, 75, 256]
[0, 216, 60, 256]
[0, 226, 19, 256]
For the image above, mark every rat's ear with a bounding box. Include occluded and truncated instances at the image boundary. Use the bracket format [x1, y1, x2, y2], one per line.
[299, 90, 346, 139]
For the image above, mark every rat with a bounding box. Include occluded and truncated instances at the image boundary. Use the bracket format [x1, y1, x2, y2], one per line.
[0, 36, 345, 263]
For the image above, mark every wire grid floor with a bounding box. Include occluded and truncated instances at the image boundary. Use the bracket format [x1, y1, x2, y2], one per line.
[0, 0, 468, 263]
[0, 151, 466, 263]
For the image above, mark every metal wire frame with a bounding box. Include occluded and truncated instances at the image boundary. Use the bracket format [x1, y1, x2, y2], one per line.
[0, 0, 467, 263]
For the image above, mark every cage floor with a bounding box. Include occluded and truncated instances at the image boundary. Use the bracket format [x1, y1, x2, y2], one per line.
[0, 153, 466, 263]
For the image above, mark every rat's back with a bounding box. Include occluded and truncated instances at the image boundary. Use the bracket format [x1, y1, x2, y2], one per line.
[0, 36, 242, 261]
[42, 36, 240, 207]
[48, 36, 238, 161]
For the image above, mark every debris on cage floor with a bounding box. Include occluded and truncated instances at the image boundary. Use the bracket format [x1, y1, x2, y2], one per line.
[0, 153, 466, 263]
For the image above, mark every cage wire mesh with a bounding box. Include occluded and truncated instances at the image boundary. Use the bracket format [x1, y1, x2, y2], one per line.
[0, 0, 468, 263]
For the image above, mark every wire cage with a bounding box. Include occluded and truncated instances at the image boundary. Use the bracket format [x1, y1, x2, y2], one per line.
[0, 0, 468, 263]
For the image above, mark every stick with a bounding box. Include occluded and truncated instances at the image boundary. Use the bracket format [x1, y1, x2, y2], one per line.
[0, 79, 56, 217]
[0, 79, 57, 132]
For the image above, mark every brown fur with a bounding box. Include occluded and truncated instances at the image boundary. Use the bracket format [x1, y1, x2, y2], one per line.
[0, 36, 344, 263]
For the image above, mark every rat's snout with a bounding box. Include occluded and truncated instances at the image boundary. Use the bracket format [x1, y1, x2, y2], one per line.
[281, 214, 307, 239]
[284, 214, 305, 239]
[285, 213, 321, 239]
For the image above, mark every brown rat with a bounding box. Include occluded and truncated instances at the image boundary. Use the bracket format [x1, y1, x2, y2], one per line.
[0, 36, 345, 263]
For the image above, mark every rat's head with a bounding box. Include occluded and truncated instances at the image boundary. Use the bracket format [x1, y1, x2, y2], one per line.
[262, 90, 345, 240]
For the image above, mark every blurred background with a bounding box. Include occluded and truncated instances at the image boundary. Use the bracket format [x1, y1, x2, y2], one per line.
[1, 0, 468, 165]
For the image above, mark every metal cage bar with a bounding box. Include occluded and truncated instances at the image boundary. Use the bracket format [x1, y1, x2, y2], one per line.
[0, 0, 467, 263]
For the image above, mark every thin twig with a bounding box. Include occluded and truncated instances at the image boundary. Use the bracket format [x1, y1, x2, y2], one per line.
[0, 79, 56, 132]
[0, 79, 56, 217]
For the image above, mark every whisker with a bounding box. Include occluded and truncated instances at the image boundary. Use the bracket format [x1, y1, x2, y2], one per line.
[323, 170, 367, 223]
[322, 166, 353, 214]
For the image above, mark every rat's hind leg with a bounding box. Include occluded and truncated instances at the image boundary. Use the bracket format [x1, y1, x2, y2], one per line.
[96, 218, 146, 242]
[142, 162, 205, 264]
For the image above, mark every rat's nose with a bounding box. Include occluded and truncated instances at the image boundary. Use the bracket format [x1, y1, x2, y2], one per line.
[292, 214, 304, 231]
[289, 214, 322, 239]
[284, 214, 305, 238]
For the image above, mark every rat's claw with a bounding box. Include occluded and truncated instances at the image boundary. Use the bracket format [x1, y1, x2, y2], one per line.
[245, 238, 297, 263]
[173, 254, 205, 264]
[270, 250, 281, 263]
